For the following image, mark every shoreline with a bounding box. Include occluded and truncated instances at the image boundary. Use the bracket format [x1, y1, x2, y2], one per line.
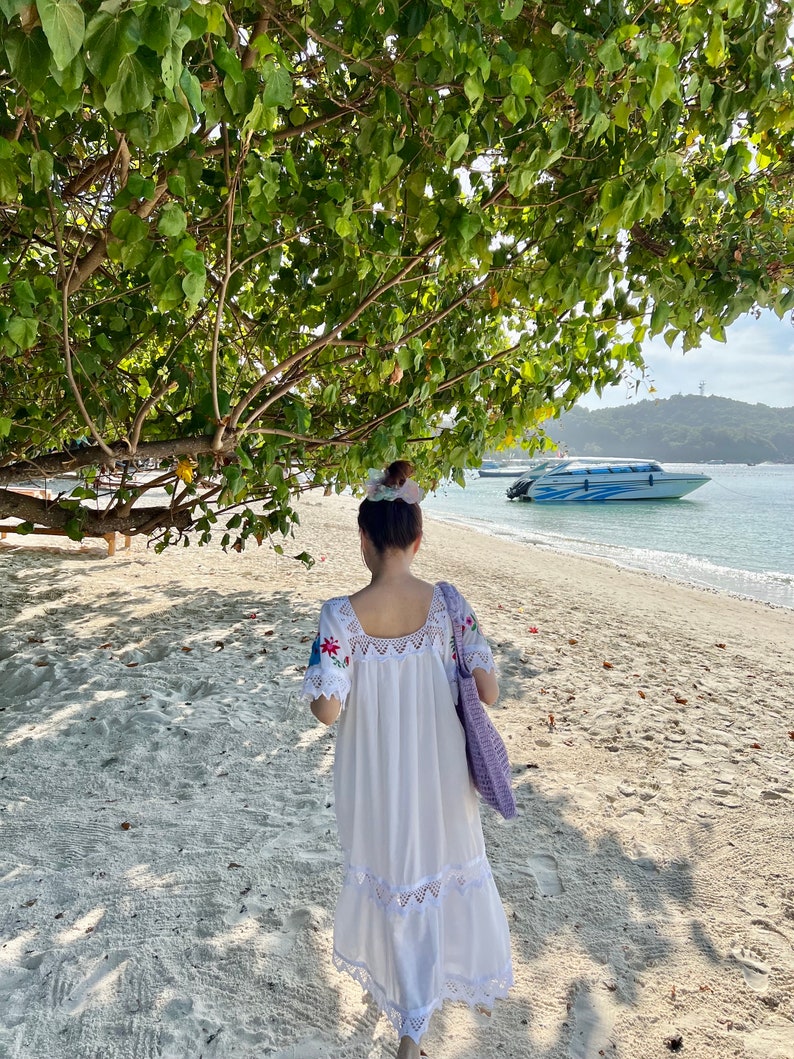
[2, 491, 793, 1058]
[426, 506, 794, 612]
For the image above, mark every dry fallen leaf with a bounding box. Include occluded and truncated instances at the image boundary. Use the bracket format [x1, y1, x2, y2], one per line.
[788, 731, 794, 740]
[638, 690, 646, 699]
[674, 695, 688, 705]
[715, 643, 726, 649]
[568, 638, 578, 645]
[750, 742, 762, 749]
[603, 661, 614, 669]
[228, 861, 242, 869]
[548, 713, 556, 728]
[126, 662, 138, 668]
[98, 642, 112, 649]
[180, 646, 193, 653]
[120, 821, 131, 830]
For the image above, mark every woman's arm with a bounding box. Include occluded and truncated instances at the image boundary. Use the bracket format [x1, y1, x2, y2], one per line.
[310, 694, 342, 726]
[473, 667, 499, 706]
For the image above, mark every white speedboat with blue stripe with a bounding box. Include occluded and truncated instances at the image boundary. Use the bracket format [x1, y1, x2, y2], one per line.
[506, 458, 710, 503]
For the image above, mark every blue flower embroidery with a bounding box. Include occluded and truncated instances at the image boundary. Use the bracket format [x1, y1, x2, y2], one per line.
[308, 635, 321, 667]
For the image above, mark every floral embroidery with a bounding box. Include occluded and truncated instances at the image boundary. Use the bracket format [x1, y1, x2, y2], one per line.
[464, 614, 478, 632]
[321, 636, 340, 657]
[332, 654, 350, 670]
[309, 635, 321, 667]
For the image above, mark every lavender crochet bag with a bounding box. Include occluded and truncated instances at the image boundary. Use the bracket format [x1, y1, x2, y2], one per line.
[439, 582, 517, 820]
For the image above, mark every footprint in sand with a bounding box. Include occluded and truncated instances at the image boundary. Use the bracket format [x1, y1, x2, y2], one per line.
[528, 853, 564, 897]
[731, 945, 770, 992]
[568, 986, 616, 1059]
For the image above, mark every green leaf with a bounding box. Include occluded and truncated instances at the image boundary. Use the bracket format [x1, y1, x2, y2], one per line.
[262, 64, 293, 108]
[104, 53, 156, 116]
[139, 5, 180, 55]
[157, 203, 187, 238]
[0, 417, 12, 438]
[30, 150, 54, 193]
[596, 39, 623, 74]
[4, 28, 51, 93]
[111, 210, 149, 242]
[149, 102, 190, 153]
[84, 9, 141, 83]
[180, 68, 204, 115]
[649, 65, 679, 112]
[446, 132, 469, 164]
[501, 0, 524, 21]
[37, 0, 85, 70]
[214, 40, 243, 84]
[705, 19, 726, 67]
[7, 316, 38, 349]
[167, 174, 187, 199]
[182, 271, 205, 306]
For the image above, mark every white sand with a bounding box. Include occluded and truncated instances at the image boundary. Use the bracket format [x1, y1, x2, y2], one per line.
[1, 492, 793, 1059]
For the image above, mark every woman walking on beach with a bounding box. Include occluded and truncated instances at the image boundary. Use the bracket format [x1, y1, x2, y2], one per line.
[303, 461, 513, 1058]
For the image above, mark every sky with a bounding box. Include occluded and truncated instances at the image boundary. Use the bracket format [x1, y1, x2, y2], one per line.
[578, 309, 794, 410]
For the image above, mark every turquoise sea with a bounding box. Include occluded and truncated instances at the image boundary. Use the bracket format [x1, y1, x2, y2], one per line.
[424, 463, 794, 609]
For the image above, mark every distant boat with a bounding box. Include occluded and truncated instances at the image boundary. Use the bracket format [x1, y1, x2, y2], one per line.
[506, 458, 711, 502]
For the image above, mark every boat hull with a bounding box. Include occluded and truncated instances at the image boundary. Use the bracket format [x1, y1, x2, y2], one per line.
[525, 474, 709, 502]
[506, 458, 711, 502]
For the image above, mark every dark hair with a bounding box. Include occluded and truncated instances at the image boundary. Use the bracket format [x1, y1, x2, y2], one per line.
[358, 460, 423, 553]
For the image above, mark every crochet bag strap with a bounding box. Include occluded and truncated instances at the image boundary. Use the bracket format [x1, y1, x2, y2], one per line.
[438, 581, 471, 681]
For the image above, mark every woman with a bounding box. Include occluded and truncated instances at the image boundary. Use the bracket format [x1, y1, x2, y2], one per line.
[303, 461, 512, 1058]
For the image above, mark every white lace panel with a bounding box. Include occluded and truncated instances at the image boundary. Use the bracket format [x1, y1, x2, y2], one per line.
[334, 588, 449, 661]
[301, 666, 351, 706]
[462, 645, 495, 674]
[343, 854, 492, 915]
[333, 949, 513, 1043]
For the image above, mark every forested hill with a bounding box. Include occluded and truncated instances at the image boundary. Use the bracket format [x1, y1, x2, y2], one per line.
[544, 396, 794, 463]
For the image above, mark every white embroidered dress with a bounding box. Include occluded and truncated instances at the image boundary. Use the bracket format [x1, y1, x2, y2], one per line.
[302, 583, 513, 1042]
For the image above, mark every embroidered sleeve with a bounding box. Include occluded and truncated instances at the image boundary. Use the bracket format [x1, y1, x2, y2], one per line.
[301, 600, 352, 708]
[456, 595, 496, 675]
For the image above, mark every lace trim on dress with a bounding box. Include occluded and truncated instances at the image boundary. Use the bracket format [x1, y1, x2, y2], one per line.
[332, 949, 513, 1043]
[333, 588, 449, 662]
[462, 645, 495, 674]
[343, 854, 492, 915]
[300, 667, 351, 707]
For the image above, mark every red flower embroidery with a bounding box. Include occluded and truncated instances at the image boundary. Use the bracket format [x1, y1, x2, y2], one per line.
[321, 637, 340, 656]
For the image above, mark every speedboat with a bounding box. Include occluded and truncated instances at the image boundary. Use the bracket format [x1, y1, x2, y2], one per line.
[506, 458, 710, 502]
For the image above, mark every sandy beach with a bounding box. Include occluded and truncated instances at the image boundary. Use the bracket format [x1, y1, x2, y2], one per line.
[1, 491, 793, 1059]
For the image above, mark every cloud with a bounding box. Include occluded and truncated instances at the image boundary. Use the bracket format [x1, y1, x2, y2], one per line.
[580, 310, 794, 409]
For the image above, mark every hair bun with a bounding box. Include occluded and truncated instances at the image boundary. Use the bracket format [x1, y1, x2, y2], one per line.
[383, 459, 414, 488]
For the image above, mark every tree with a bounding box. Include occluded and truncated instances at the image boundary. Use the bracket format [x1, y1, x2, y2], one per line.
[1, 0, 793, 549]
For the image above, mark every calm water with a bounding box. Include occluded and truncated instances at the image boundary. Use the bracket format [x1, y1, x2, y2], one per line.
[425, 464, 794, 609]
